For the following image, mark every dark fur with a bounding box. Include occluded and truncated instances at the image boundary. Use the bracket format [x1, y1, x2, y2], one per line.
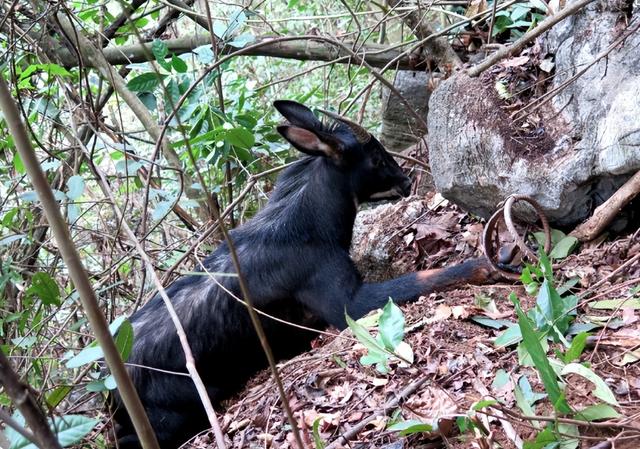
[112, 101, 494, 448]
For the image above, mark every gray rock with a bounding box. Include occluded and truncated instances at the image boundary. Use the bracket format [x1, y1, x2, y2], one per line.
[381, 71, 431, 152]
[427, 1, 640, 227]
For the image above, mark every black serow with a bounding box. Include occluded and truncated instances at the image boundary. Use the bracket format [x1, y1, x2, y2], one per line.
[112, 101, 498, 448]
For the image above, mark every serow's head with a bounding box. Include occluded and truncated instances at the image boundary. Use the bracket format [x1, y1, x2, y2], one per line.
[274, 100, 411, 203]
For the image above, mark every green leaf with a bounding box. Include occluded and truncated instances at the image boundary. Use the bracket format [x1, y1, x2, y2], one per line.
[492, 369, 510, 390]
[138, 92, 157, 111]
[27, 272, 61, 306]
[13, 152, 25, 174]
[575, 404, 621, 421]
[523, 426, 557, 449]
[387, 419, 433, 436]
[228, 33, 255, 48]
[558, 422, 579, 449]
[114, 319, 134, 362]
[151, 39, 168, 61]
[514, 383, 538, 427]
[225, 127, 255, 149]
[379, 299, 404, 351]
[46, 386, 72, 408]
[561, 363, 618, 406]
[471, 316, 514, 329]
[346, 313, 390, 373]
[564, 332, 588, 363]
[518, 375, 547, 404]
[127, 73, 166, 93]
[472, 399, 498, 410]
[65, 345, 102, 369]
[549, 236, 579, 259]
[494, 324, 523, 347]
[152, 200, 174, 221]
[9, 415, 97, 449]
[171, 54, 188, 73]
[66, 175, 85, 200]
[312, 418, 325, 449]
[514, 302, 571, 414]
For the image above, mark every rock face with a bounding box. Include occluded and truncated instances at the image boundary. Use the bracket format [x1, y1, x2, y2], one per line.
[427, 3, 640, 227]
[380, 71, 430, 151]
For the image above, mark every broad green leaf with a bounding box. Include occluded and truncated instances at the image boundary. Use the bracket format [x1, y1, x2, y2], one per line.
[387, 419, 433, 436]
[494, 324, 523, 347]
[346, 313, 380, 350]
[13, 152, 25, 174]
[558, 422, 579, 449]
[492, 369, 510, 390]
[379, 299, 404, 350]
[66, 175, 85, 200]
[228, 33, 255, 48]
[66, 345, 102, 369]
[171, 54, 188, 73]
[9, 415, 97, 449]
[138, 92, 157, 111]
[46, 385, 72, 408]
[518, 337, 548, 366]
[151, 39, 169, 64]
[152, 200, 174, 221]
[523, 426, 557, 449]
[518, 375, 547, 404]
[114, 320, 134, 362]
[561, 363, 618, 405]
[67, 317, 127, 368]
[549, 236, 579, 259]
[563, 332, 588, 363]
[471, 316, 514, 329]
[104, 374, 117, 390]
[514, 301, 571, 414]
[127, 73, 166, 93]
[27, 272, 61, 306]
[225, 127, 255, 149]
[67, 204, 80, 224]
[514, 383, 538, 427]
[575, 404, 620, 421]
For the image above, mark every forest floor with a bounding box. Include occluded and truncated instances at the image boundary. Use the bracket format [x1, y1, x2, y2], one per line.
[187, 199, 640, 449]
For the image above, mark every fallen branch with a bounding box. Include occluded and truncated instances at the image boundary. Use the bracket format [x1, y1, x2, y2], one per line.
[571, 170, 640, 242]
[53, 33, 433, 71]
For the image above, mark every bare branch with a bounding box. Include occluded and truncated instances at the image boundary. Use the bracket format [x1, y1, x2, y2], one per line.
[53, 33, 434, 71]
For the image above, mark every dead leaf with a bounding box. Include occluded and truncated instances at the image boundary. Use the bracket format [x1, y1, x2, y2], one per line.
[501, 56, 529, 67]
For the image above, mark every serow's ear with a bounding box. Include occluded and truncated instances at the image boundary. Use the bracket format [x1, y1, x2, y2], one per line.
[277, 125, 341, 159]
[273, 100, 322, 130]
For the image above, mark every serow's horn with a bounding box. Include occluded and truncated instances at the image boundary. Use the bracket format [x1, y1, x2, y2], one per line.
[318, 109, 371, 144]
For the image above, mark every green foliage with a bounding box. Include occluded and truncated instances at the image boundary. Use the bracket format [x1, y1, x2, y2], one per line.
[346, 299, 412, 374]
[490, 1, 547, 39]
[6, 413, 97, 449]
[311, 419, 326, 449]
[387, 419, 433, 436]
